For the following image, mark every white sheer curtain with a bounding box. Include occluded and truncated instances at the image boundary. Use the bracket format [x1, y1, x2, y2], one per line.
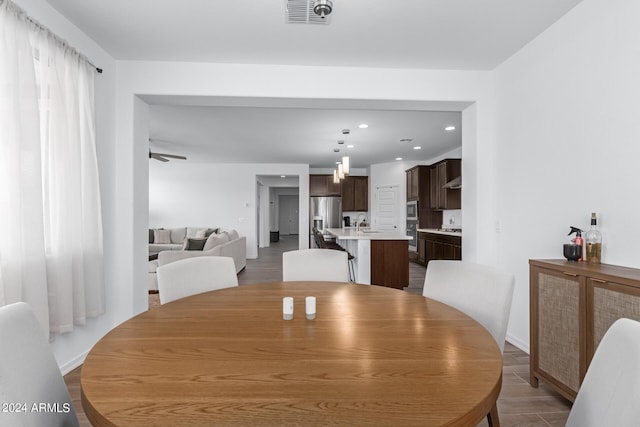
[0, 0, 104, 334]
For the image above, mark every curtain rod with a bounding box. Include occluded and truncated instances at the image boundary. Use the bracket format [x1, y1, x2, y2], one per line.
[3, 0, 103, 74]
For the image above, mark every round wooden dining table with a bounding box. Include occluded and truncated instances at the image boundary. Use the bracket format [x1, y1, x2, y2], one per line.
[81, 282, 502, 426]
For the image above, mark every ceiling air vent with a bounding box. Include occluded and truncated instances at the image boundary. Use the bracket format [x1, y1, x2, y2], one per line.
[285, 0, 332, 25]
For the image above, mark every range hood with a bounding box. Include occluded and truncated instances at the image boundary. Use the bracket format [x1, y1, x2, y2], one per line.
[442, 176, 461, 190]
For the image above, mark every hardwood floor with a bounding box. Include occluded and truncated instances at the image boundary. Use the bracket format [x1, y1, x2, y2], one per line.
[65, 235, 571, 426]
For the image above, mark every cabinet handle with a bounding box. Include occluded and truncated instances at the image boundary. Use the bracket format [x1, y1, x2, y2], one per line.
[591, 278, 607, 284]
[562, 272, 578, 277]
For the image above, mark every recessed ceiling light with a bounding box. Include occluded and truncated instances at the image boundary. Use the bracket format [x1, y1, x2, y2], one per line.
[280, 175, 286, 178]
[347, 144, 354, 148]
[342, 129, 350, 135]
[335, 161, 341, 164]
[395, 157, 403, 161]
[445, 126, 456, 131]
[400, 138, 413, 143]
[358, 124, 368, 129]
[337, 140, 344, 144]
[413, 146, 422, 150]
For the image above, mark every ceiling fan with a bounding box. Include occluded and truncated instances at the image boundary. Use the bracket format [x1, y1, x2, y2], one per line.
[148, 138, 187, 162]
[148, 150, 187, 162]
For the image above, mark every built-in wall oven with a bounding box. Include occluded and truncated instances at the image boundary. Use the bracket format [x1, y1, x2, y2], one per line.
[407, 200, 418, 251]
[407, 220, 417, 252]
[406, 200, 418, 220]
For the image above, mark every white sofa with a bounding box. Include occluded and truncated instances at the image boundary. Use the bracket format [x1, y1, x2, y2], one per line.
[149, 227, 219, 256]
[148, 230, 246, 292]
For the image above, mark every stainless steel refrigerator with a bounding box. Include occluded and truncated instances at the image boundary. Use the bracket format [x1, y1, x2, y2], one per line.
[309, 196, 342, 248]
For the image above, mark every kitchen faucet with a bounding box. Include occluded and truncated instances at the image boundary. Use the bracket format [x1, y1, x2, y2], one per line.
[356, 213, 367, 232]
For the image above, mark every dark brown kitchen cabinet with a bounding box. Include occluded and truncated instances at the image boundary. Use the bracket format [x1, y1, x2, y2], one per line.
[529, 259, 640, 403]
[429, 159, 461, 210]
[371, 240, 409, 289]
[309, 175, 341, 197]
[405, 166, 427, 202]
[420, 232, 461, 266]
[417, 232, 427, 265]
[341, 176, 368, 211]
[406, 167, 420, 201]
[405, 166, 440, 229]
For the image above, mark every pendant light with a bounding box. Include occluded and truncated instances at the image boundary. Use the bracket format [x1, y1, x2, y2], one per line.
[338, 163, 345, 179]
[333, 169, 340, 184]
[342, 156, 350, 175]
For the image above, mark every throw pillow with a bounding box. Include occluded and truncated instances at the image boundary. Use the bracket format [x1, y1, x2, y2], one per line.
[227, 229, 239, 241]
[194, 228, 208, 238]
[183, 237, 208, 251]
[154, 229, 171, 244]
[205, 228, 219, 238]
[149, 229, 155, 243]
[203, 233, 230, 251]
[170, 227, 187, 244]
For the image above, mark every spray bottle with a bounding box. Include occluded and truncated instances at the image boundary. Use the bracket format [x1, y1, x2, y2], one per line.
[567, 227, 584, 261]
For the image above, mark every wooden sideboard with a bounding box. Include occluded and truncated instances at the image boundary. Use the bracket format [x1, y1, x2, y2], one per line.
[529, 259, 640, 402]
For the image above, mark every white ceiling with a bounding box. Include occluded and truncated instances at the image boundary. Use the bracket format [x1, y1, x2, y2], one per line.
[46, 0, 582, 168]
[144, 96, 465, 167]
[46, 0, 581, 70]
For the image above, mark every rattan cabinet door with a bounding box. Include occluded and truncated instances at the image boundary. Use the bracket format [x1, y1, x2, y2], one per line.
[531, 267, 584, 400]
[588, 280, 640, 364]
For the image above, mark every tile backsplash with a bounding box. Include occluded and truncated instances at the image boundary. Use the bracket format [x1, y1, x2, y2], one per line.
[442, 210, 462, 228]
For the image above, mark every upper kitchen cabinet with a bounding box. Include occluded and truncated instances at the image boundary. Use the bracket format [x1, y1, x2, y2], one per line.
[309, 175, 341, 197]
[430, 159, 461, 210]
[405, 166, 429, 202]
[341, 176, 368, 212]
[405, 166, 440, 229]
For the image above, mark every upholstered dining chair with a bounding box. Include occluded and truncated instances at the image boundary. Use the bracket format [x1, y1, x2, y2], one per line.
[0, 302, 80, 427]
[157, 256, 238, 304]
[565, 318, 640, 427]
[423, 260, 514, 427]
[423, 260, 515, 353]
[282, 248, 349, 282]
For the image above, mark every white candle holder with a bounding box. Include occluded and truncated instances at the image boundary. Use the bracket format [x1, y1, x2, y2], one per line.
[305, 296, 316, 320]
[283, 297, 294, 320]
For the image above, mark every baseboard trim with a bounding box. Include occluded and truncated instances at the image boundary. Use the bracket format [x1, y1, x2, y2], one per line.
[506, 333, 529, 354]
[60, 350, 88, 375]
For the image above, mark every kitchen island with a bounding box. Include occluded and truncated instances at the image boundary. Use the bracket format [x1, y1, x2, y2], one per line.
[326, 228, 412, 289]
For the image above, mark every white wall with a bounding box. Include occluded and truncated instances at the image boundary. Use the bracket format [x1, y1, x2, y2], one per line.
[493, 0, 640, 351]
[149, 162, 309, 259]
[12, 0, 119, 372]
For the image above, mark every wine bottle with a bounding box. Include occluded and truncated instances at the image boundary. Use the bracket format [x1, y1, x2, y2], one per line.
[585, 212, 602, 264]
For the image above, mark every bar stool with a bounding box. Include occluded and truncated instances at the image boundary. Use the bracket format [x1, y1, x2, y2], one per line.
[314, 228, 356, 282]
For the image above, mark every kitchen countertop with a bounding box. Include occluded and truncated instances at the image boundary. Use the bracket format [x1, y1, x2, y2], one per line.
[417, 228, 462, 237]
[326, 228, 413, 241]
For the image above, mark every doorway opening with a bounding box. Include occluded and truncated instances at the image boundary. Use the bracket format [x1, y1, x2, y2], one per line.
[256, 175, 300, 250]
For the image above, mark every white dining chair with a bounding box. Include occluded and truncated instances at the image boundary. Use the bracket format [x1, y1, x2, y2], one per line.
[423, 260, 514, 427]
[0, 302, 80, 427]
[157, 256, 238, 304]
[423, 260, 515, 353]
[282, 248, 349, 282]
[565, 318, 640, 427]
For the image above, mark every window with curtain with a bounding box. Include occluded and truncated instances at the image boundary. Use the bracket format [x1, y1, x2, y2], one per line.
[0, 0, 104, 335]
